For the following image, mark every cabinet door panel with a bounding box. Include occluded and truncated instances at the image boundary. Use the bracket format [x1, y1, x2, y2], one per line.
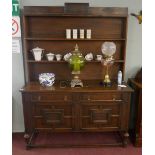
[32, 103, 74, 131]
[80, 102, 121, 131]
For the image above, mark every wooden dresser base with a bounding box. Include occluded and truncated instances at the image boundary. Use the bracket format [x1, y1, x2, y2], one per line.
[21, 82, 133, 149]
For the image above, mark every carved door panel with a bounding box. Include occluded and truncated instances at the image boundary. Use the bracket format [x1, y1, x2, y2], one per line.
[30, 93, 74, 131]
[32, 103, 74, 131]
[79, 102, 121, 131]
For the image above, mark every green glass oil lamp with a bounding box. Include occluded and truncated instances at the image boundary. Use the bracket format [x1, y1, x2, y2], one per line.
[68, 44, 85, 87]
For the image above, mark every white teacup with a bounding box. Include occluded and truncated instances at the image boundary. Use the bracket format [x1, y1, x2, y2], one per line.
[56, 54, 62, 61]
[46, 53, 54, 61]
[85, 53, 93, 61]
[96, 55, 103, 61]
[64, 53, 72, 61]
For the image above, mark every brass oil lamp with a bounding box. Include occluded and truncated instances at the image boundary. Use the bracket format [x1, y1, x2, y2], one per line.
[101, 42, 116, 87]
[68, 44, 85, 87]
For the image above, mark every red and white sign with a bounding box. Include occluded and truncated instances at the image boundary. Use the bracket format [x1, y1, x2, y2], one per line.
[12, 16, 21, 37]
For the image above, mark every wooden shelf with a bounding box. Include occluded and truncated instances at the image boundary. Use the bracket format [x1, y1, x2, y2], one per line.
[23, 6, 128, 17]
[27, 60, 67, 63]
[24, 14, 128, 18]
[23, 5, 127, 82]
[87, 60, 125, 63]
[27, 60, 124, 63]
[24, 38, 126, 41]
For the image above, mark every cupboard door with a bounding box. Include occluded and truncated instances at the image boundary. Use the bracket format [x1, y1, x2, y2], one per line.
[79, 102, 122, 131]
[33, 103, 74, 131]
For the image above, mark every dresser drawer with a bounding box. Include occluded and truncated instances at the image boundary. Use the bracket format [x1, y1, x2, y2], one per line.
[80, 93, 122, 102]
[31, 93, 72, 102]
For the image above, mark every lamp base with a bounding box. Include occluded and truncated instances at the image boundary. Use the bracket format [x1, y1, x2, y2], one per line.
[100, 81, 112, 87]
[71, 75, 83, 88]
[101, 74, 112, 87]
[104, 74, 111, 83]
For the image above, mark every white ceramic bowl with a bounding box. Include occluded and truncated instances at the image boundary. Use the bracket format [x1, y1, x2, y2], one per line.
[46, 53, 55, 61]
[56, 54, 62, 61]
[39, 73, 55, 87]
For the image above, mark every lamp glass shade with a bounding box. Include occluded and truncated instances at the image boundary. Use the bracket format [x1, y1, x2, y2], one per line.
[101, 42, 116, 56]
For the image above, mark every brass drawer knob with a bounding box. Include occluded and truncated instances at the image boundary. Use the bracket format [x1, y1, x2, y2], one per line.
[88, 96, 91, 101]
[38, 96, 41, 101]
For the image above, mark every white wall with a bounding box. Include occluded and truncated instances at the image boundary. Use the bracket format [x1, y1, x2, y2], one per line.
[12, 0, 142, 132]
[12, 38, 25, 132]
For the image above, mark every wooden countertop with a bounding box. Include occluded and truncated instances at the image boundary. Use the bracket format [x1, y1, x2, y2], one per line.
[20, 80, 133, 93]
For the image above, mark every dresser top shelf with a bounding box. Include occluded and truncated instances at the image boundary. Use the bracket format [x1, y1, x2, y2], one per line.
[23, 6, 128, 17]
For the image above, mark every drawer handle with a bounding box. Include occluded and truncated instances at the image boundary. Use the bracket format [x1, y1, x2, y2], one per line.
[64, 96, 67, 101]
[88, 96, 91, 101]
[113, 98, 122, 102]
[38, 96, 41, 101]
[87, 99, 122, 102]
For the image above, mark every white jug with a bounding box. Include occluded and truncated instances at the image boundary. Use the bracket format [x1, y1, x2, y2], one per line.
[31, 47, 44, 61]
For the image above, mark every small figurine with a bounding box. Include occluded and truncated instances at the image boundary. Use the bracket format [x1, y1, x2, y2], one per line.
[131, 10, 142, 24]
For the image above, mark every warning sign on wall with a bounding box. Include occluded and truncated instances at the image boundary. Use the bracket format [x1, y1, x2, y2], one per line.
[12, 16, 21, 37]
[12, 39, 20, 53]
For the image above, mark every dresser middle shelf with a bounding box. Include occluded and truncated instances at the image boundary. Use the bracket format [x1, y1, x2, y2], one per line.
[27, 60, 125, 63]
[24, 38, 126, 41]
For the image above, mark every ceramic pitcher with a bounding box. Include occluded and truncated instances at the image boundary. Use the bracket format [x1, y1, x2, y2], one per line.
[31, 47, 44, 61]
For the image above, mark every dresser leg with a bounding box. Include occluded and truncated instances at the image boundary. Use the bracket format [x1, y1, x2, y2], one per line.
[24, 134, 31, 150]
[123, 132, 129, 147]
[24, 134, 30, 144]
[119, 131, 129, 147]
[24, 131, 37, 150]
